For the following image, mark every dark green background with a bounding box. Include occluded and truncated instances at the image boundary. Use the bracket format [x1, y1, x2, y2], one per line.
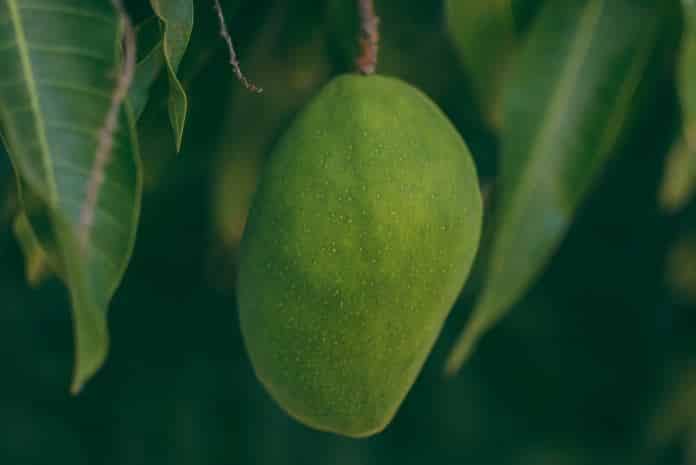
[1, 1, 695, 463]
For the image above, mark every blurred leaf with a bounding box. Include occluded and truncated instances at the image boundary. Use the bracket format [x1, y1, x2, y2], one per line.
[660, 131, 696, 212]
[681, 1, 696, 124]
[0, 1, 142, 391]
[0, 138, 15, 228]
[130, 17, 165, 119]
[149, 0, 193, 151]
[13, 212, 50, 286]
[511, 0, 546, 33]
[445, 0, 516, 129]
[660, 2, 696, 212]
[446, 0, 679, 374]
[651, 364, 696, 451]
[666, 233, 696, 303]
[445, 0, 546, 129]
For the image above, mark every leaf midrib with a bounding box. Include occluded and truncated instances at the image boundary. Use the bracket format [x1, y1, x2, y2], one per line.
[6, 0, 59, 205]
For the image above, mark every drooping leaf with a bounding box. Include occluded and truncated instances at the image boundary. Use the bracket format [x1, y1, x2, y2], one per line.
[660, 1, 696, 211]
[129, 16, 165, 120]
[0, 0, 143, 391]
[149, 0, 194, 151]
[445, 0, 680, 374]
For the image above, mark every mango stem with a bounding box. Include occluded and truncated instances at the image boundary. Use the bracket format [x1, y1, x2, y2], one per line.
[356, 0, 380, 75]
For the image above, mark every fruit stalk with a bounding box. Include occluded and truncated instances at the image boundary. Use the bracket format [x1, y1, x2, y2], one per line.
[356, 0, 380, 75]
[213, 0, 262, 93]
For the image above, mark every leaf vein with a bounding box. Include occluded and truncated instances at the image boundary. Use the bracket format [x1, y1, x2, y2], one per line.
[27, 43, 111, 63]
[4, 0, 58, 203]
[20, 3, 115, 24]
[36, 79, 112, 100]
[45, 120, 125, 150]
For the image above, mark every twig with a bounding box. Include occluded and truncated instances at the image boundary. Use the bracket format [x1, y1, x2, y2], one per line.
[356, 0, 380, 75]
[79, 0, 136, 250]
[213, 0, 263, 93]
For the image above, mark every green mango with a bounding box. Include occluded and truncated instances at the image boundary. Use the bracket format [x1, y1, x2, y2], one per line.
[238, 75, 482, 437]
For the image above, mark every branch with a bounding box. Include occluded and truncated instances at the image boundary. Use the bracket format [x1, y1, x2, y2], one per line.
[356, 0, 380, 75]
[213, 0, 263, 93]
[79, 0, 136, 250]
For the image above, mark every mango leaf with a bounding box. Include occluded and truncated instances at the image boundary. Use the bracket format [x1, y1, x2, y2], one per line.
[130, 16, 165, 120]
[445, 0, 679, 374]
[13, 211, 51, 286]
[445, 0, 545, 129]
[660, 131, 696, 212]
[445, 0, 516, 129]
[511, 0, 546, 33]
[650, 363, 696, 452]
[149, 0, 193, 151]
[681, 0, 696, 124]
[0, 0, 143, 392]
[660, 1, 696, 212]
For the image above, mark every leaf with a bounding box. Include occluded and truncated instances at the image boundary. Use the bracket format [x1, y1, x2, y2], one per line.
[13, 211, 51, 286]
[149, 0, 194, 151]
[650, 363, 696, 449]
[681, 1, 696, 124]
[510, 0, 546, 33]
[445, 0, 679, 374]
[129, 16, 165, 120]
[660, 2, 696, 211]
[0, 0, 143, 392]
[660, 131, 696, 211]
[445, 0, 545, 129]
[445, 0, 517, 129]
[10, 180, 66, 286]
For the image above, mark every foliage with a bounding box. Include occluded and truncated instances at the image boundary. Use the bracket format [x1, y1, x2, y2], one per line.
[1, 0, 696, 462]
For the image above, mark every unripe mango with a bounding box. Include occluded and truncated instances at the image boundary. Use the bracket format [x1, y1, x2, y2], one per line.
[238, 75, 482, 437]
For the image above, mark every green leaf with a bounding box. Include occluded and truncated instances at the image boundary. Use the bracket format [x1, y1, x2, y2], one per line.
[149, 0, 193, 151]
[13, 211, 51, 286]
[660, 2, 696, 211]
[129, 16, 165, 120]
[660, 131, 696, 211]
[445, 0, 517, 129]
[445, 0, 545, 129]
[10, 181, 67, 286]
[445, 0, 678, 374]
[650, 363, 696, 449]
[681, 1, 696, 124]
[0, 0, 143, 392]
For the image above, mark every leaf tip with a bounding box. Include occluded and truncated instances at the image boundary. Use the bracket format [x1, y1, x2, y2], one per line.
[69, 328, 109, 396]
[443, 328, 480, 377]
[70, 379, 84, 396]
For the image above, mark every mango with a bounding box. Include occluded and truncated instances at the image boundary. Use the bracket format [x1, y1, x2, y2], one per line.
[237, 75, 482, 437]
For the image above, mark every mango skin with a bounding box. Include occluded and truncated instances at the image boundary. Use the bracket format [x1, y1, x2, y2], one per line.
[237, 75, 482, 438]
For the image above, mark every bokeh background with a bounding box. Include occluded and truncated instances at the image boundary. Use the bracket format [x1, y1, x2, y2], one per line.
[2, 1, 696, 464]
